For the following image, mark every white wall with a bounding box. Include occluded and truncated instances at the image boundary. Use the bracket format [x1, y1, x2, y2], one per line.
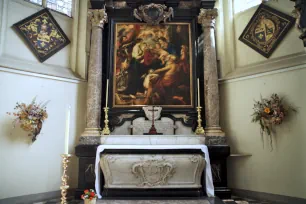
[220, 68, 306, 199]
[0, 0, 87, 199]
[0, 71, 86, 199]
[217, 0, 306, 199]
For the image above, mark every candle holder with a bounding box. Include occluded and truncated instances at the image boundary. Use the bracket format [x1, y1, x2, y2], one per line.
[60, 154, 72, 204]
[102, 107, 110, 135]
[195, 106, 205, 135]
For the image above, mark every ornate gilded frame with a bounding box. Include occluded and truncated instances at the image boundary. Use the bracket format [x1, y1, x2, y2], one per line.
[112, 22, 194, 109]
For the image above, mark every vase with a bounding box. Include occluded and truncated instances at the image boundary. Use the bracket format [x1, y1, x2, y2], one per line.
[84, 198, 97, 204]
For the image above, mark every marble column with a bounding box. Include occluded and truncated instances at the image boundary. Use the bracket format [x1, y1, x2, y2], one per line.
[198, 9, 225, 144]
[81, 9, 107, 143]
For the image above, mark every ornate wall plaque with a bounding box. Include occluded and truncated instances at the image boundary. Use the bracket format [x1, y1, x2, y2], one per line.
[133, 4, 174, 25]
[239, 4, 295, 58]
[13, 8, 70, 62]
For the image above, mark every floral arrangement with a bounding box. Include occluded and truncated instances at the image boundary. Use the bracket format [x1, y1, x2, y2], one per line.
[252, 93, 296, 149]
[81, 189, 97, 200]
[7, 97, 48, 142]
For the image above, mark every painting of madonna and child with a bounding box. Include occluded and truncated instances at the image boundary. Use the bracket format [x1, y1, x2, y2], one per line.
[113, 23, 194, 108]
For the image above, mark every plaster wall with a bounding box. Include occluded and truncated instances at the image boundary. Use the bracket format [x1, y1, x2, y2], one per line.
[0, 0, 87, 199]
[217, 0, 306, 199]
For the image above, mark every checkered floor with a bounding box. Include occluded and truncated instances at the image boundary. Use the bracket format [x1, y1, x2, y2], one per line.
[36, 195, 274, 204]
[222, 196, 272, 204]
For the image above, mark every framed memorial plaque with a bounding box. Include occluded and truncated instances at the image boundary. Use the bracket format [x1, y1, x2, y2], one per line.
[239, 4, 295, 58]
[13, 8, 70, 62]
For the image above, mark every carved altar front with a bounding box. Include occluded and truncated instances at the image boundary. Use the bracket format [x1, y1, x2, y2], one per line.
[101, 154, 205, 189]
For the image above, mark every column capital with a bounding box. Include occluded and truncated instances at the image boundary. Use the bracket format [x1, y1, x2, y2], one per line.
[88, 9, 108, 29]
[198, 8, 218, 28]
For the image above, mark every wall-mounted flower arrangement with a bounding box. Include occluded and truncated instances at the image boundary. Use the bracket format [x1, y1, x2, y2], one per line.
[7, 97, 49, 142]
[252, 94, 296, 150]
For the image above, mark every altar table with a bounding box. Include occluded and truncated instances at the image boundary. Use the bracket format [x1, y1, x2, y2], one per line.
[94, 145, 214, 198]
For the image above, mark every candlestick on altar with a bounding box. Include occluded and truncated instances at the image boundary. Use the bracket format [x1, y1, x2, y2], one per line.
[60, 153, 72, 204]
[102, 107, 110, 135]
[102, 79, 110, 135]
[195, 79, 205, 135]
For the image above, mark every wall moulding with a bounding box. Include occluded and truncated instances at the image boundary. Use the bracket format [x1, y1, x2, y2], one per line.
[0, 56, 85, 83]
[219, 63, 306, 84]
[220, 52, 306, 81]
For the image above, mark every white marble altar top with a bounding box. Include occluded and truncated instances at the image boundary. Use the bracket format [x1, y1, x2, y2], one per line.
[101, 135, 205, 145]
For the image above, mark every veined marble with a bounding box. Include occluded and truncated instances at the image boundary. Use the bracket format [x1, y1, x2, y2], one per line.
[100, 135, 205, 145]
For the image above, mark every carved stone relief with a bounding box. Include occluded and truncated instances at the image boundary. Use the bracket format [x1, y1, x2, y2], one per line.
[132, 157, 176, 187]
[100, 154, 205, 189]
[133, 4, 174, 25]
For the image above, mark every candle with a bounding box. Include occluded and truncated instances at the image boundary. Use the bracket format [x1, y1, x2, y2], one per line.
[197, 78, 200, 106]
[64, 105, 71, 154]
[105, 79, 109, 107]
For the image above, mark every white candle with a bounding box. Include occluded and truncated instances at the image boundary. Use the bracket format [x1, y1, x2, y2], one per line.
[105, 79, 109, 107]
[64, 105, 71, 154]
[197, 78, 200, 106]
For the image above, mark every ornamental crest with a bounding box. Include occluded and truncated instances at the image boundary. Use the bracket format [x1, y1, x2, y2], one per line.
[13, 8, 70, 62]
[133, 4, 174, 25]
[239, 4, 295, 58]
[132, 157, 176, 186]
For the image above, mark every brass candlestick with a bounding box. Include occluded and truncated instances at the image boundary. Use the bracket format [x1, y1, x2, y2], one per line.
[102, 107, 110, 135]
[60, 154, 72, 204]
[195, 106, 205, 135]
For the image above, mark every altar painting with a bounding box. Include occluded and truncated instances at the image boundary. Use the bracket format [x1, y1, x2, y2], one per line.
[113, 23, 193, 108]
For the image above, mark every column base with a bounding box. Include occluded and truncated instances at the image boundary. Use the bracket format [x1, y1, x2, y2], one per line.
[205, 127, 225, 137]
[205, 127, 226, 145]
[79, 136, 102, 145]
[81, 128, 101, 137]
[80, 128, 102, 145]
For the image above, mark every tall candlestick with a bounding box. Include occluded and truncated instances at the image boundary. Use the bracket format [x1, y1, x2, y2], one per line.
[197, 78, 200, 106]
[64, 105, 70, 154]
[105, 79, 109, 107]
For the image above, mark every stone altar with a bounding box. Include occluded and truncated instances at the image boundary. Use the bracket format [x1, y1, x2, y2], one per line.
[76, 0, 231, 200]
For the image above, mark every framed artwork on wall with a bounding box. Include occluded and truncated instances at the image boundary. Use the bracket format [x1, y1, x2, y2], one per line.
[112, 23, 194, 108]
[13, 8, 70, 62]
[239, 4, 295, 58]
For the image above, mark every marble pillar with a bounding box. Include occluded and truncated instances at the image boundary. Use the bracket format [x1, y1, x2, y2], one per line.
[81, 9, 107, 143]
[198, 9, 225, 144]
